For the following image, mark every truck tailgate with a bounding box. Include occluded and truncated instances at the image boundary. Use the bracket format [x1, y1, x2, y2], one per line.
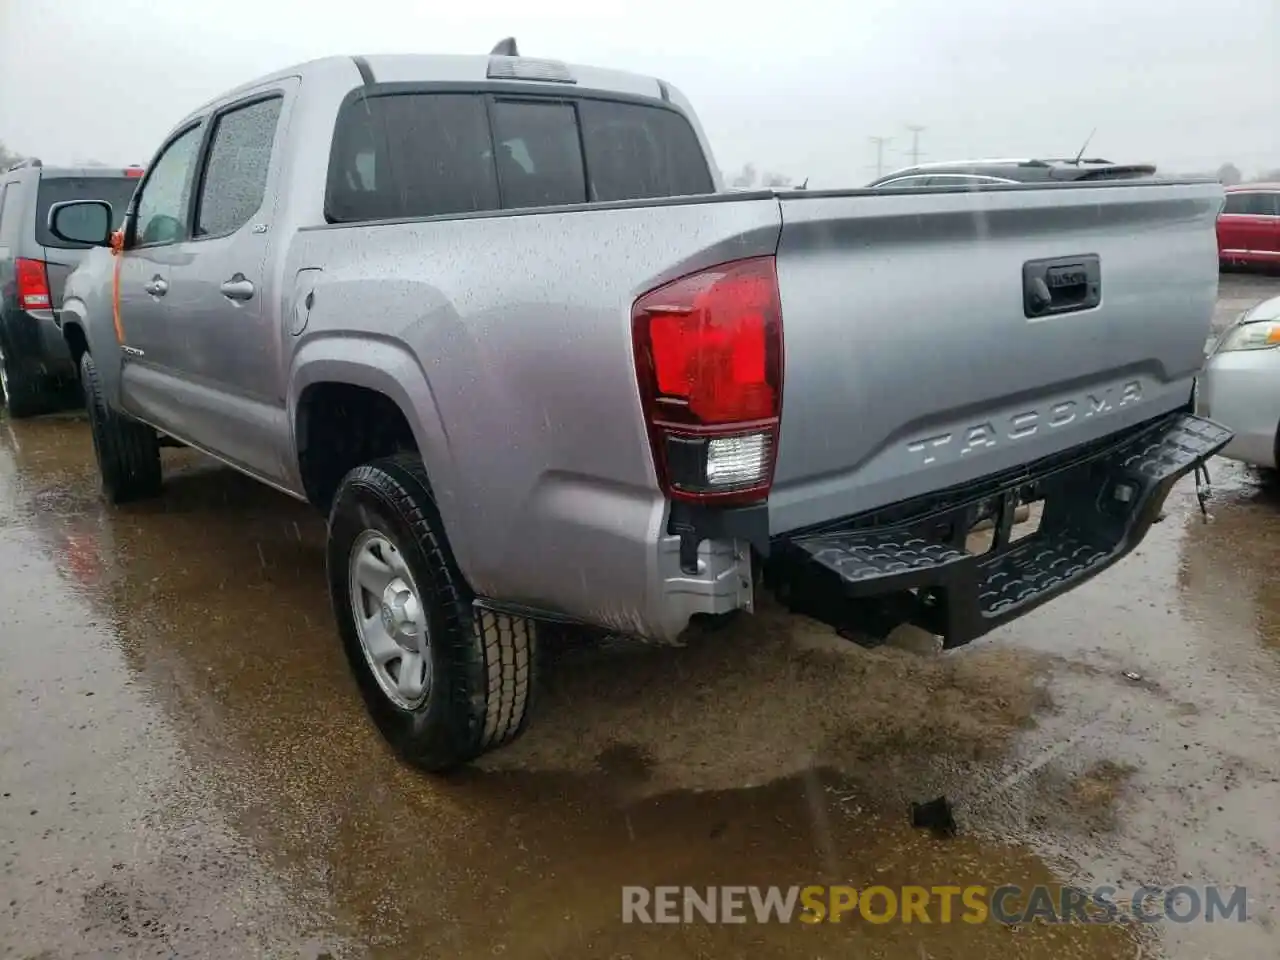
[768, 180, 1224, 535]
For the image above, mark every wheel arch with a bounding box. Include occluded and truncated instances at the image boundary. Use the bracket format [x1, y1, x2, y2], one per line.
[289, 336, 469, 570]
[60, 317, 90, 375]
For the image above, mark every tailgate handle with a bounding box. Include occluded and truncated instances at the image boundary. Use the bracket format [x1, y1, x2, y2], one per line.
[1022, 254, 1101, 318]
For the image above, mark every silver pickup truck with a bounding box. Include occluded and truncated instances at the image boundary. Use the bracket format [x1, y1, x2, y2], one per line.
[49, 47, 1232, 770]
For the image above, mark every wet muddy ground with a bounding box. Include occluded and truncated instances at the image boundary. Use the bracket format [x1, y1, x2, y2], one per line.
[3, 277, 1280, 960]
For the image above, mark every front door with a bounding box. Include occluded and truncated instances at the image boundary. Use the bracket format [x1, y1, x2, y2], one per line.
[1263, 193, 1280, 259]
[115, 122, 206, 429]
[153, 85, 295, 483]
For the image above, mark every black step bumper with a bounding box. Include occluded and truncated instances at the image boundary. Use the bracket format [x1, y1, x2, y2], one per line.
[770, 412, 1232, 648]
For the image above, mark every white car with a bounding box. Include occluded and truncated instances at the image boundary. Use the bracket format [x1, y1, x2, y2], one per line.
[1199, 294, 1280, 469]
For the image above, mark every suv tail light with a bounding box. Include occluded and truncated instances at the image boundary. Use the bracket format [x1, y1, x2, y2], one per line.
[632, 256, 784, 504]
[15, 258, 51, 311]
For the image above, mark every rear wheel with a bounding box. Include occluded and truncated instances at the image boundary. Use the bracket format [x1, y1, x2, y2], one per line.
[80, 351, 162, 503]
[327, 454, 537, 771]
[0, 338, 47, 419]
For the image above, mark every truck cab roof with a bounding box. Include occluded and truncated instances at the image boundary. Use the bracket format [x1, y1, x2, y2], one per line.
[185, 51, 677, 123]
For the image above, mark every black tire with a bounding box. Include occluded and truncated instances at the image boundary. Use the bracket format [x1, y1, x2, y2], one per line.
[80, 351, 162, 504]
[327, 454, 537, 771]
[0, 337, 48, 419]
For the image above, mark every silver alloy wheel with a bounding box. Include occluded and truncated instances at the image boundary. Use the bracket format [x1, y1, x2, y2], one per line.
[348, 529, 432, 710]
[0, 341, 9, 404]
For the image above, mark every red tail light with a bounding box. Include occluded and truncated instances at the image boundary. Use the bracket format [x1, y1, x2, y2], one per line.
[124, 166, 145, 178]
[632, 256, 784, 504]
[15, 258, 51, 311]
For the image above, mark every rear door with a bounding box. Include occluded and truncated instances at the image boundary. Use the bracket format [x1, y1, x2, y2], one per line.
[1217, 191, 1274, 260]
[0, 177, 27, 304]
[0, 179, 18, 307]
[34, 171, 143, 310]
[151, 83, 294, 482]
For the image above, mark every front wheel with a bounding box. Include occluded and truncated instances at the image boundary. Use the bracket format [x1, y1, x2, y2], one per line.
[81, 351, 162, 503]
[327, 454, 537, 771]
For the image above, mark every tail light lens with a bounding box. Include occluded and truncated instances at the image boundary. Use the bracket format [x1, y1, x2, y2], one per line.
[632, 256, 784, 504]
[15, 258, 51, 311]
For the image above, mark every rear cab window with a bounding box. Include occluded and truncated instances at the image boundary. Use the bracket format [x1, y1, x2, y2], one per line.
[35, 175, 141, 249]
[490, 99, 586, 208]
[326, 89, 714, 223]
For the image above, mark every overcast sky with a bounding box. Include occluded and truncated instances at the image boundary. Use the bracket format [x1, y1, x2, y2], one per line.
[1, 0, 1276, 186]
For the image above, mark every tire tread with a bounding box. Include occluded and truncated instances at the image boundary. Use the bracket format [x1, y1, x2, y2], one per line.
[81, 352, 161, 503]
[330, 453, 536, 769]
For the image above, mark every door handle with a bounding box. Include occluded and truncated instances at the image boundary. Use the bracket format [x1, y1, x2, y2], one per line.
[144, 276, 168, 297]
[220, 274, 255, 302]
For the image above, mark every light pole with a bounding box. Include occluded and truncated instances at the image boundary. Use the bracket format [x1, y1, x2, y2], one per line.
[869, 136, 892, 178]
[905, 125, 925, 167]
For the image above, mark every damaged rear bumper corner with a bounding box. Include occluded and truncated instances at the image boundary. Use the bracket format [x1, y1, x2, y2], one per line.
[768, 412, 1233, 648]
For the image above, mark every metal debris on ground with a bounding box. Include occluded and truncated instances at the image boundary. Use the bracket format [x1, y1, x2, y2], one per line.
[1195, 461, 1212, 520]
[909, 795, 957, 838]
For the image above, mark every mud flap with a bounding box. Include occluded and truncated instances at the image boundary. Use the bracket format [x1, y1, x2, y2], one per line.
[769, 413, 1232, 649]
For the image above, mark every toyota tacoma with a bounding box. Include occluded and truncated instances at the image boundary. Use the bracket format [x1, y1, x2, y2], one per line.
[50, 43, 1232, 770]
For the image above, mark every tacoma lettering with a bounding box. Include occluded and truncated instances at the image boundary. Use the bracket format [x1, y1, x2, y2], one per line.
[906, 381, 1144, 465]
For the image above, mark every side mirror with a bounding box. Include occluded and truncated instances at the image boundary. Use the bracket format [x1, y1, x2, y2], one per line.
[47, 200, 114, 247]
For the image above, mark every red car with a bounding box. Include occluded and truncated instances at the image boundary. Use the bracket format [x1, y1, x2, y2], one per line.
[1218, 183, 1280, 268]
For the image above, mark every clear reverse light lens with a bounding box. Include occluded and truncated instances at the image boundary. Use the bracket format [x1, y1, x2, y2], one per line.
[1218, 320, 1280, 353]
[706, 433, 770, 488]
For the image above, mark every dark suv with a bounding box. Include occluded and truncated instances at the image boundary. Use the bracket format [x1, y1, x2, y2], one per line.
[0, 159, 143, 417]
[866, 158, 1157, 189]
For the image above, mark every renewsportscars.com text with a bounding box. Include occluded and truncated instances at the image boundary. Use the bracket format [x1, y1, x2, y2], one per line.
[621, 884, 1248, 925]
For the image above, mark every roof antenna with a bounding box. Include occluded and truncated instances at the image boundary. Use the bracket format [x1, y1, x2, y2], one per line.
[1071, 128, 1097, 165]
[490, 37, 519, 56]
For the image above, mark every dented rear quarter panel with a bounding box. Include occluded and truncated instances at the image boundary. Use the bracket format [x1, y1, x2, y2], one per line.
[286, 198, 782, 608]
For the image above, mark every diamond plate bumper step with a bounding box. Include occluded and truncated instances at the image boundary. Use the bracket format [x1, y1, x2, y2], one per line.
[769, 412, 1232, 648]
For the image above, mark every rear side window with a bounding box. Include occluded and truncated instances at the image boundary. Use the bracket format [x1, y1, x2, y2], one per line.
[0, 180, 23, 245]
[1222, 192, 1280, 216]
[34, 176, 139, 249]
[326, 90, 712, 223]
[328, 94, 498, 222]
[0, 181, 20, 245]
[196, 97, 283, 238]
